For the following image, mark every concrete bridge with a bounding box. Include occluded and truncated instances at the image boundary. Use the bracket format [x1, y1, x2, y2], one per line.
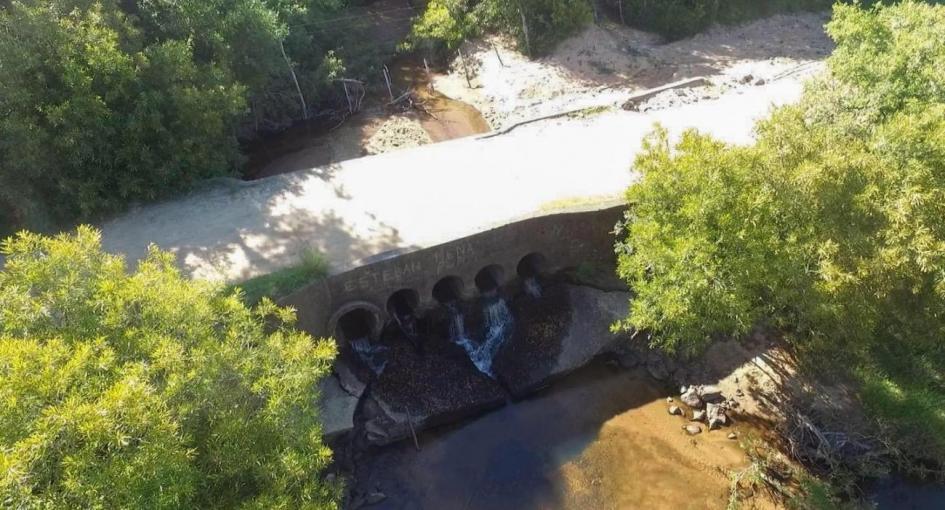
[281, 203, 625, 342]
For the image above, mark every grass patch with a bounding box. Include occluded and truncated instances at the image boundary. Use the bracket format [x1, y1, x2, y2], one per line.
[538, 193, 622, 212]
[230, 249, 329, 305]
[855, 341, 945, 472]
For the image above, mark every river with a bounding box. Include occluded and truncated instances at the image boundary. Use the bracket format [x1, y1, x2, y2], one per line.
[243, 56, 490, 180]
[350, 361, 766, 510]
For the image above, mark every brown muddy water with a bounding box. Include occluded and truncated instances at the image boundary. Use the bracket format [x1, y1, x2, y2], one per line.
[351, 361, 767, 510]
[243, 56, 489, 180]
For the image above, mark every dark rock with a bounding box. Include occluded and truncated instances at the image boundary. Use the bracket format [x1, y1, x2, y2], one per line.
[698, 385, 724, 403]
[753, 77, 766, 86]
[334, 359, 368, 398]
[646, 353, 670, 380]
[681, 387, 703, 408]
[317, 376, 359, 439]
[740, 74, 754, 84]
[684, 424, 702, 435]
[671, 367, 690, 387]
[495, 283, 630, 397]
[367, 327, 506, 445]
[615, 349, 641, 368]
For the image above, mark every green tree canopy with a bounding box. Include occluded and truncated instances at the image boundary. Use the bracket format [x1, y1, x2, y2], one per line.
[0, 227, 340, 508]
[0, 0, 353, 234]
[615, 1, 945, 461]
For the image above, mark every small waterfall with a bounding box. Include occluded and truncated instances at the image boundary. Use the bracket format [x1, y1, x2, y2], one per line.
[524, 277, 542, 298]
[350, 337, 389, 375]
[446, 299, 513, 377]
[446, 297, 512, 378]
[478, 297, 513, 374]
[446, 303, 482, 367]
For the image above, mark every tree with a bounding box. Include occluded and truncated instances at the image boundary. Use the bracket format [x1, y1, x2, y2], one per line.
[615, 1, 945, 461]
[407, 0, 593, 57]
[0, 0, 356, 235]
[0, 226, 341, 508]
[0, 1, 246, 230]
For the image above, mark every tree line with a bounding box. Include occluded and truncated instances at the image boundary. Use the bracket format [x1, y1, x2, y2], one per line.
[0, 0, 389, 235]
[615, 0, 945, 492]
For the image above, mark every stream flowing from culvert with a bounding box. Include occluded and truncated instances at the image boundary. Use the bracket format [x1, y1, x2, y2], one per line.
[351, 361, 758, 510]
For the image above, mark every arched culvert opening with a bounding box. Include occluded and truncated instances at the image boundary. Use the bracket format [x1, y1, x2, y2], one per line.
[475, 265, 505, 294]
[387, 288, 420, 339]
[336, 307, 378, 344]
[517, 252, 548, 279]
[432, 276, 465, 304]
[335, 306, 387, 374]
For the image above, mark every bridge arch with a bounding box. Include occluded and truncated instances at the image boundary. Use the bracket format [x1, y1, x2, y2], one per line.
[386, 288, 420, 317]
[474, 264, 505, 294]
[329, 301, 383, 344]
[432, 276, 465, 304]
[517, 252, 548, 279]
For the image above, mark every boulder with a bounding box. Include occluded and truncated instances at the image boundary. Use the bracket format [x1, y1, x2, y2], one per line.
[646, 354, 670, 381]
[698, 385, 725, 403]
[615, 349, 641, 369]
[497, 284, 631, 396]
[684, 424, 703, 435]
[317, 375, 359, 439]
[680, 387, 703, 408]
[707, 402, 728, 430]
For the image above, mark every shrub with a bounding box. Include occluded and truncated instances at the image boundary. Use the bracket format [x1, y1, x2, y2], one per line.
[409, 0, 593, 57]
[0, 227, 341, 508]
[614, 1, 945, 463]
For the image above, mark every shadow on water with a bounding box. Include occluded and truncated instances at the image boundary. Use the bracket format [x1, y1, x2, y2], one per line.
[352, 361, 748, 510]
[869, 477, 945, 510]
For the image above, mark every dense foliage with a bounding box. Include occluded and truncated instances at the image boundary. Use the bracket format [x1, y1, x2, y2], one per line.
[615, 1, 945, 464]
[0, 227, 340, 508]
[0, 0, 369, 234]
[407, 0, 592, 56]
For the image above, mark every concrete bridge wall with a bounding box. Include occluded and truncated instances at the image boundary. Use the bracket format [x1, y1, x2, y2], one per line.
[281, 204, 625, 341]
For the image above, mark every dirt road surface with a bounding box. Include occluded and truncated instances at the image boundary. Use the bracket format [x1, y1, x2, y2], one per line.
[99, 65, 819, 282]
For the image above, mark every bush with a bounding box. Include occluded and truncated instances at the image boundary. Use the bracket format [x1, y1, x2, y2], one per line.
[0, 0, 374, 236]
[614, 1, 945, 463]
[409, 0, 593, 57]
[0, 227, 341, 508]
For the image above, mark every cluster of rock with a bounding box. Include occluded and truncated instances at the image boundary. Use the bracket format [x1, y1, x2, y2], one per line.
[668, 385, 737, 438]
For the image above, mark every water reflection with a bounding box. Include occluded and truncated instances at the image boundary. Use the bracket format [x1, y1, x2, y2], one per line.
[353, 362, 752, 509]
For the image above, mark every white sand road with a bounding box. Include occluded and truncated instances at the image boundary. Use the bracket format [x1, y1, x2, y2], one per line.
[97, 66, 818, 282]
